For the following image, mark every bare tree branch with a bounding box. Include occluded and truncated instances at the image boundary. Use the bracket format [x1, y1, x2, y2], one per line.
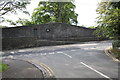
[0, 0, 30, 16]
[0, 1, 13, 11]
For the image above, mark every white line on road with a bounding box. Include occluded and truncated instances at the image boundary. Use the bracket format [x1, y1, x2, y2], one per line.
[18, 50, 25, 52]
[56, 51, 63, 53]
[62, 53, 72, 58]
[80, 62, 113, 80]
[41, 53, 46, 56]
[10, 52, 15, 54]
[70, 50, 76, 51]
[49, 52, 55, 55]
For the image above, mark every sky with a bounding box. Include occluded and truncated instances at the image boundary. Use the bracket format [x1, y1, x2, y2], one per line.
[1, 0, 101, 27]
[74, 0, 100, 27]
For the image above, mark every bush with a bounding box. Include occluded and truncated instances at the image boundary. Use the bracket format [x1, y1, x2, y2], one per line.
[112, 40, 120, 49]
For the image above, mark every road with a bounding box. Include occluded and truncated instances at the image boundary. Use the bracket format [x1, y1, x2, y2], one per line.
[2, 40, 119, 79]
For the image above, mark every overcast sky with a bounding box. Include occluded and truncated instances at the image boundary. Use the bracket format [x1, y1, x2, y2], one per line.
[1, 0, 101, 27]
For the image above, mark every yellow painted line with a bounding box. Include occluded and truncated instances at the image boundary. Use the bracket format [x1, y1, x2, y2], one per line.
[39, 63, 54, 77]
[27, 60, 55, 78]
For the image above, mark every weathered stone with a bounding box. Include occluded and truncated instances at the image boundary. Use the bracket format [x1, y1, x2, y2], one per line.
[1, 23, 106, 50]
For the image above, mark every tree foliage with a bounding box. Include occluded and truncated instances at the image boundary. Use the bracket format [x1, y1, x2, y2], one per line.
[0, 25, 6, 28]
[31, 1, 78, 25]
[96, 1, 120, 39]
[6, 18, 32, 26]
[0, 0, 30, 23]
[88, 26, 96, 29]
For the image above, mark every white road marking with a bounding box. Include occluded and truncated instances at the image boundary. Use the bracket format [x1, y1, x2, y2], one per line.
[41, 53, 46, 56]
[49, 52, 55, 55]
[10, 52, 15, 54]
[81, 62, 112, 80]
[57, 51, 63, 53]
[70, 50, 76, 51]
[62, 53, 72, 58]
[18, 50, 25, 52]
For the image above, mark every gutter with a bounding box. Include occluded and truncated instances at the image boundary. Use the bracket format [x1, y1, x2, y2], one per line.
[104, 47, 120, 62]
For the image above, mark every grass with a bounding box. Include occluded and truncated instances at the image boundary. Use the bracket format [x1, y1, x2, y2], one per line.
[0, 63, 8, 72]
[110, 48, 120, 60]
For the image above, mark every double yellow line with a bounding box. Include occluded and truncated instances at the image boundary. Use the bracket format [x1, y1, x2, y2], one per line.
[27, 60, 55, 78]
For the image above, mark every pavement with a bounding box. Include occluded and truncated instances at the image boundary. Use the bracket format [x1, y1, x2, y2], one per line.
[1, 40, 119, 79]
[1, 58, 45, 79]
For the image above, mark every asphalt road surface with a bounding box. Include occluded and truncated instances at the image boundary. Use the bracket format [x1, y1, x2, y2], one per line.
[2, 40, 119, 79]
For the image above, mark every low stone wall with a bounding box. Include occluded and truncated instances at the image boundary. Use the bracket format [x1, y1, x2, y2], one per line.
[2, 37, 74, 50]
[2, 37, 37, 50]
[2, 37, 104, 50]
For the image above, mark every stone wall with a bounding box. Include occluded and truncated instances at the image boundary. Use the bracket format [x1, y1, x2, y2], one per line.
[1, 23, 104, 50]
[31, 23, 96, 39]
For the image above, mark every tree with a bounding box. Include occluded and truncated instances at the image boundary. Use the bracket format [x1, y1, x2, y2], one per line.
[96, 1, 120, 39]
[88, 26, 96, 29]
[6, 18, 33, 26]
[31, 1, 78, 25]
[0, 0, 30, 23]
[0, 25, 6, 28]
